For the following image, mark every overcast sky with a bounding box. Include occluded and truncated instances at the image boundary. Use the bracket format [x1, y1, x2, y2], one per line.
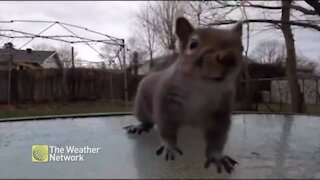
[0, 1, 145, 63]
[0, 1, 319, 64]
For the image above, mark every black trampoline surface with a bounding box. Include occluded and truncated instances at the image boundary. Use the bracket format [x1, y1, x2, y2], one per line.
[0, 114, 319, 179]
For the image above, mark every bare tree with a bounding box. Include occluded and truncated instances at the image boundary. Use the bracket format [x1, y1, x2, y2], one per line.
[185, 1, 214, 26]
[252, 39, 318, 72]
[127, 36, 144, 55]
[134, 1, 186, 56]
[100, 44, 123, 69]
[252, 39, 286, 64]
[127, 36, 148, 67]
[281, 0, 304, 112]
[296, 53, 319, 73]
[203, 1, 320, 31]
[133, 0, 319, 112]
[197, 0, 320, 112]
[136, 5, 157, 63]
[57, 44, 78, 68]
[152, 1, 186, 51]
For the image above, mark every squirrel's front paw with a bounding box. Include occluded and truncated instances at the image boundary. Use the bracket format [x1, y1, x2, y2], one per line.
[123, 123, 153, 135]
[155, 145, 183, 161]
[204, 155, 238, 173]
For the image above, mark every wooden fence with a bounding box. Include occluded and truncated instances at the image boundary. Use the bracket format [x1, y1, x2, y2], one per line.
[0, 69, 142, 104]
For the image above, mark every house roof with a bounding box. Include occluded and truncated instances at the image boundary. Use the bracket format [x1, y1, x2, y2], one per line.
[0, 48, 56, 64]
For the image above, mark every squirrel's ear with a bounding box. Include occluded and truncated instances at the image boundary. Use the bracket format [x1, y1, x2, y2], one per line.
[176, 17, 194, 50]
[232, 21, 243, 37]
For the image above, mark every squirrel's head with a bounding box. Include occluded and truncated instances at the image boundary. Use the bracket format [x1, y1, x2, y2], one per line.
[175, 17, 244, 82]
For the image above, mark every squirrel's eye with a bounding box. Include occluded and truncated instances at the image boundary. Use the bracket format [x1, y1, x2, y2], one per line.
[189, 40, 198, 50]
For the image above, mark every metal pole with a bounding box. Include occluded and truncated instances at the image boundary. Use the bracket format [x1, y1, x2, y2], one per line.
[270, 79, 273, 104]
[109, 72, 114, 108]
[122, 39, 129, 109]
[71, 46, 75, 69]
[316, 79, 319, 104]
[7, 54, 13, 105]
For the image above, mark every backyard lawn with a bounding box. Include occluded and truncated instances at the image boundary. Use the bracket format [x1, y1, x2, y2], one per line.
[0, 101, 132, 119]
[0, 102, 319, 119]
[257, 103, 320, 114]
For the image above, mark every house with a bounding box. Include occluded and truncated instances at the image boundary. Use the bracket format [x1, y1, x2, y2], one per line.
[0, 42, 63, 70]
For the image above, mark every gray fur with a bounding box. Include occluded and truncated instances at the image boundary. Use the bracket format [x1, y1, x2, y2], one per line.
[126, 17, 243, 172]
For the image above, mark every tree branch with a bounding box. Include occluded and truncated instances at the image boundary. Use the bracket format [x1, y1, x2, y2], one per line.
[291, 4, 318, 15]
[305, 0, 320, 16]
[206, 19, 320, 31]
[218, 1, 317, 15]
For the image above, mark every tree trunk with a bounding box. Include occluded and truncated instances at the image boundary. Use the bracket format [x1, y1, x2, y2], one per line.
[168, 36, 176, 51]
[149, 49, 154, 69]
[132, 51, 139, 76]
[281, 0, 304, 113]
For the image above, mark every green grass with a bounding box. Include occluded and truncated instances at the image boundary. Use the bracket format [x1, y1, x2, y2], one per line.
[257, 103, 320, 114]
[0, 101, 132, 119]
[1, 101, 319, 120]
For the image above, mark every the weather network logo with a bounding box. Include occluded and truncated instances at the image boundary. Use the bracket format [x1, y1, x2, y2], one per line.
[32, 145, 49, 162]
[32, 144, 101, 162]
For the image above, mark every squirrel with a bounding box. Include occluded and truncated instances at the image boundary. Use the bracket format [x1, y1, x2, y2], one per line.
[124, 16, 244, 174]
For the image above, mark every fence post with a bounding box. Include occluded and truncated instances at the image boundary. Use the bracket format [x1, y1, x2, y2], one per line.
[302, 78, 305, 102]
[316, 79, 319, 104]
[270, 80, 273, 104]
[122, 39, 129, 109]
[7, 54, 13, 105]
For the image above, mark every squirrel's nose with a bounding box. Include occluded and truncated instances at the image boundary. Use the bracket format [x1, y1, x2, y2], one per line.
[217, 50, 237, 67]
